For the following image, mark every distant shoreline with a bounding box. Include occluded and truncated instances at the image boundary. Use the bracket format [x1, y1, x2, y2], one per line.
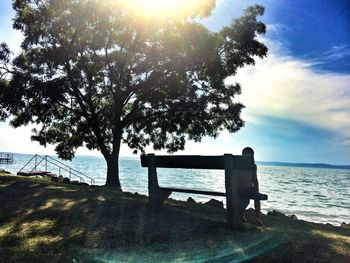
[257, 161, 350, 170]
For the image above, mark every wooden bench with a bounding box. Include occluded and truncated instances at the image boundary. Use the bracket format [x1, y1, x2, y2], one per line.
[140, 153, 268, 228]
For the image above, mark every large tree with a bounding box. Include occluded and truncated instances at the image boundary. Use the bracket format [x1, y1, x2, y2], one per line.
[0, 0, 267, 188]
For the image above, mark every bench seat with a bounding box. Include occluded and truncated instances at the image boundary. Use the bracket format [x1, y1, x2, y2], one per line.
[160, 186, 268, 200]
[160, 187, 226, 197]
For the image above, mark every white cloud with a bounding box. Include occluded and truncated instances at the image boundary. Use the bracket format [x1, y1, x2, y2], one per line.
[321, 45, 350, 60]
[228, 40, 350, 145]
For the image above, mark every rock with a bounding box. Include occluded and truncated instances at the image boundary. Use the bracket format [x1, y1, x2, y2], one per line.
[340, 222, 350, 228]
[186, 197, 196, 204]
[267, 210, 286, 217]
[62, 177, 70, 184]
[288, 214, 298, 220]
[133, 192, 144, 199]
[51, 176, 59, 182]
[70, 180, 88, 186]
[204, 198, 224, 209]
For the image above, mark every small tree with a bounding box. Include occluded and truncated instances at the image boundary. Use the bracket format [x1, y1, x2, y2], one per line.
[0, 0, 267, 188]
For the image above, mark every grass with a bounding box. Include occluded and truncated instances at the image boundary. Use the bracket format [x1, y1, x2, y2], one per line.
[0, 173, 349, 263]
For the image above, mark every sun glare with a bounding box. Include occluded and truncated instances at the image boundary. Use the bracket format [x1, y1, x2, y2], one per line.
[132, 0, 185, 13]
[119, 0, 212, 19]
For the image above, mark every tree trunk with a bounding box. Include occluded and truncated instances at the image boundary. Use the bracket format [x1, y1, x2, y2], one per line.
[105, 156, 121, 189]
[104, 130, 122, 189]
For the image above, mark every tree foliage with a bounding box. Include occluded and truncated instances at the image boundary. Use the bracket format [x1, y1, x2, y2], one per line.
[0, 0, 267, 187]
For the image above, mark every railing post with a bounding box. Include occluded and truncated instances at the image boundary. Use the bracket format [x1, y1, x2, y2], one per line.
[34, 155, 37, 170]
[69, 168, 71, 179]
[45, 156, 48, 172]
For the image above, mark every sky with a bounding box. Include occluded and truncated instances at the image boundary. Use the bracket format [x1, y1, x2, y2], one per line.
[0, 0, 349, 164]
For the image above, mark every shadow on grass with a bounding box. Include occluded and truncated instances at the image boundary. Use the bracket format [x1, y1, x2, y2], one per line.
[0, 175, 349, 263]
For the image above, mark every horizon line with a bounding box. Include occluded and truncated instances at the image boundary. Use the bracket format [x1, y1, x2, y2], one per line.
[2, 151, 350, 168]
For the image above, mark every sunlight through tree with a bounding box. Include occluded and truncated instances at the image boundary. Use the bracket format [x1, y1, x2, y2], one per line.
[0, 0, 267, 188]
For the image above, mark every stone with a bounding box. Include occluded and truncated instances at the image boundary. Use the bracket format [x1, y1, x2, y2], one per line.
[340, 222, 350, 228]
[267, 210, 286, 217]
[186, 197, 196, 204]
[204, 198, 224, 209]
[288, 214, 298, 220]
[70, 180, 80, 185]
[51, 176, 59, 182]
[70, 180, 88, 186]
[62, 177, 70, 184]
[133, 192, 144, 199]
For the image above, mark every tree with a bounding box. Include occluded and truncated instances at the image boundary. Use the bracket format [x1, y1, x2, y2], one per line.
[0, 0, 267, 189]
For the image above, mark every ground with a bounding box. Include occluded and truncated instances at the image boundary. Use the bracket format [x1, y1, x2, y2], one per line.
[0, 174, 349, 262]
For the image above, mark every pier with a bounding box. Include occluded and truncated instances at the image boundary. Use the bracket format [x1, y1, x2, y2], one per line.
[18, 154, 95, 185]
[0, 153, 14, 164]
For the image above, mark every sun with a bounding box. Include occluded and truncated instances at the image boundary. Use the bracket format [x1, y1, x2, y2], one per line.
[131, 0, 186, 13]
[123, 0, 189, 18]
[119, 0, 212, 19]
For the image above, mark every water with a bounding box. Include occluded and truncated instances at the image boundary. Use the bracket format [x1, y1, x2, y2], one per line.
[1, 153, 349, 226]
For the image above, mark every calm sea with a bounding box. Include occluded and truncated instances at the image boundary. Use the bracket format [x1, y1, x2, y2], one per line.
[1, 153, 349, 226]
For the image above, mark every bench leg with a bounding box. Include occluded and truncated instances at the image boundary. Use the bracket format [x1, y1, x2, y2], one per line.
[225, 155, 243, 228]
[228, 201, 243, 228]
[150, 188, 172, 209]
[147, 154, 172, 209]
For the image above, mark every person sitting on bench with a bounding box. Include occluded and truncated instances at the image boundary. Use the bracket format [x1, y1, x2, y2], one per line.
[239, 147, 263, 225]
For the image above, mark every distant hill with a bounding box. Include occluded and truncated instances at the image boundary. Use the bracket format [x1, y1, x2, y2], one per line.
[257, 161, 350, 170]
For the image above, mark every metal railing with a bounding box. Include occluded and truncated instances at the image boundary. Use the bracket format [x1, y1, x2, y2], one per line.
[18, 154, 95, 185]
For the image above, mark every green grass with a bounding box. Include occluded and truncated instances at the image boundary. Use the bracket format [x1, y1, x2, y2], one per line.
[0, 173, 349, 262]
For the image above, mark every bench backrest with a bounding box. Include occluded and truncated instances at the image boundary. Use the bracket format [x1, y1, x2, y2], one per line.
[140, 154, 255, 170]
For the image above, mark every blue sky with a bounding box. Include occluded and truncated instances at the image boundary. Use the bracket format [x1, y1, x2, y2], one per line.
[203, 0, 350, 72]
[0, 0, 349, 164]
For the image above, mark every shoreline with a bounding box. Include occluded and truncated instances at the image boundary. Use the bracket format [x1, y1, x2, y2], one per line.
[1, 154, 350, 228]
[1, 169, 348, 227]
[1, 173, 349, 262]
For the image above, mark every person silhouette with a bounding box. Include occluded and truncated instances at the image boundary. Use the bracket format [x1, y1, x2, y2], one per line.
[239, 147, 263, 225]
